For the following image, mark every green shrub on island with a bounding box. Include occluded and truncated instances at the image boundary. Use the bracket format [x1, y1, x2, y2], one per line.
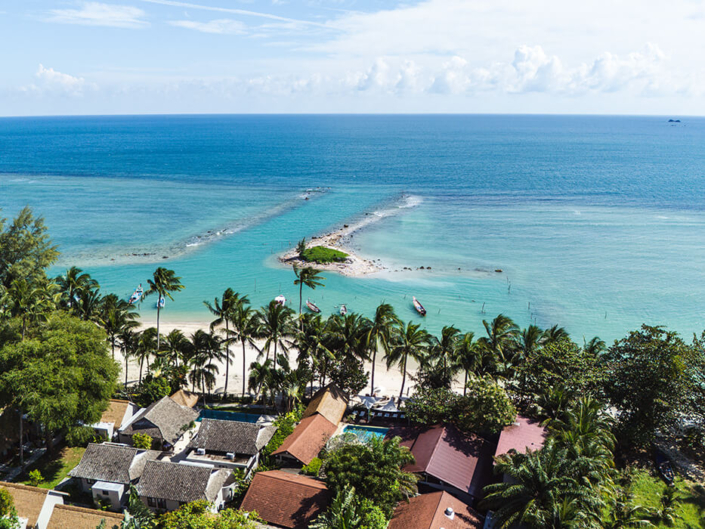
[301, 246, 349, 264]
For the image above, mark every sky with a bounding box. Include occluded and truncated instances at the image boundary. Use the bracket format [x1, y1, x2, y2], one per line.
[1, 0, 705, 115]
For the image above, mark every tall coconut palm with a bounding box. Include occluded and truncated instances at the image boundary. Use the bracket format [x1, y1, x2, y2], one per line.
[364, 303, 397, 396]
[257, 300, 295, 370]
[295, 313, 334, 393]
[453, 331, 477, 396]
[161, 328, 191, 368]
[426, 325, 461, 386]
[327, 313, 369, 364]
[477, 314, 519, 378]
[228, 303, 261, 396]
[293, 266, 325, 315]
[542, 324, 570, 344]
[4, 278, 55, 339]
[142, 267, 184, 350]
[75, 288, 103, 322]
[56, 266, 99, 312]
[514, 324, 546, 400]
[189, 330, 225, 401]
[204, 289, 247, 397]
[248, 359, 273, 401]
[119, 328, 140, 389]
[136, 327, 159, 387]
[99, 293, 139, 359]
[387, 321, 430, 399]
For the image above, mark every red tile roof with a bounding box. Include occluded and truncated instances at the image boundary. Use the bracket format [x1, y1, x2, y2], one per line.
[388, 425, 494, 499]
[240, 470, 331, 529]
[388, 492, 484, 529]
[494, 416, 548, 457]
[272, 414, 337, 465]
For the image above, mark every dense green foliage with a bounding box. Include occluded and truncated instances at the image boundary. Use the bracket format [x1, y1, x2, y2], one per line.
[261, 407, 303, 457]
[300, 246, 349, 264]
[0, 489, 20, 529]
[310, 486, 388, 529]
[158, 501, 260, 529]
[132, 433, 153, 450]
[301, 456, 323, 476]
[323, 436, 416, 518]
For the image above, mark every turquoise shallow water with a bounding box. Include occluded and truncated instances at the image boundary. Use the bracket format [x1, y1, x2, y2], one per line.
[1, 115, 705, 341]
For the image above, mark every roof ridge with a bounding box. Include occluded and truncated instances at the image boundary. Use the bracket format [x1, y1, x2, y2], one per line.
[264, 471, 326, 489]
[429, 491, 447, 529]
[0, 482, 50, 495]
[54, 504, 124, 519]
[425, 425, 447, 468]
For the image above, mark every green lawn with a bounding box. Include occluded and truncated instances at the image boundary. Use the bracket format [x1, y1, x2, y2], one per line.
[301, 246, 348, 264]
[630, 469, 705, 528]
[21, 446, 86, 489]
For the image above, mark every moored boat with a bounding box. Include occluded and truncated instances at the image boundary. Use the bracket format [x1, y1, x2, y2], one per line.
[412, 296, 426, 316]
[340, 304, 348, 315]
[306, 299, 321, 313]
[128, 284, 143, 305]
[274, 295, 286, 306]
[157, 296, 165, 309]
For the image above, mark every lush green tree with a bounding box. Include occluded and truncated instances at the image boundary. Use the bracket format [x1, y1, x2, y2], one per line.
[603, 325, 700, 447]
[142, 267, 184, 350]
[0, 488, 20, 529]
[0, 312, 119, 453]
[160, 500, 260, 529]
[293, 266, 325, 315]
[136, 328, 160, 387]
[323, 436, 417, 518]
[456, 375, 516, 434]
[3, 278, 57, 339]
[205, 289, 247, 397]
[295, 313, 334, 393]
[257, 300, 295, 370]
[421, 325, 461, 389]
[0, 206, 59, 289]
[387, 321, 430, 400]
[56, 266, 99, 312]
[310, 486, 388, 529]
[404, 386, 459, 427]
[326, 354, 368, 396]
[261, 408, 303, 457]
[188, 330, 224, 399]
[132, 433, 153, 450]
[136, 375, 172, 407]
[160, 329, 191, 368]
[476, 314, 519, 378]
[453, 331, 478, 396]
[364, 303, 397, 395]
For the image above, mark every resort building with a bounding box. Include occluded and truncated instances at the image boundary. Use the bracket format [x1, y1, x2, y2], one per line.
[136, 460, 233, 513]
[240, 470, 331, 529]
[185, 418, 276, 476]
[388, 491, 484, 529]
[389, 424, 495, 504]
[91, 399, 140, 441]
[118, 396, 199, 450]
[46, 504, 124, 529]
[0, 482, 67, 529]
[170, 389, 199, 409]
[494, 415, 548, 457]
[272, 414, 337, 466]
[68, 442, 161, 511]
[301, 384, 349, 424]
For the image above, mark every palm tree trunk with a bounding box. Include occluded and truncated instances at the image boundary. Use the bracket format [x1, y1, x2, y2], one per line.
[125, 352, 129, 389]
[19, 410, 23, 468]
[464, 369, 468, 397]
[224, 321, 230, 398]
[139, 356, 144, 386]
[273, 340, 278, 370]
[299, 283, 303, 315]
[111, 337, 115, 359]
[399, 352, 407, 400]
[370, 348, 377, 395]
[242, 341, 247, 396]
[156, 304, 161, 351]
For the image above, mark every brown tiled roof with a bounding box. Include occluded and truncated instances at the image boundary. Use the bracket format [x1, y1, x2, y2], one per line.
[302, 384, 349, 425]
[388, 425, 494, 499]
[137, 460, 230, 503]
[495, 416, 548, 457]
[100, 399, 132, 429]
[171, 389, 199, 408]
[47, 504, 124, 529]
[272, 414, 337, 465]
[388, 491, 484, 529]
[240, 471, 330, 529]
[189, 419, 276, 456]
[0, 482, 51, 528]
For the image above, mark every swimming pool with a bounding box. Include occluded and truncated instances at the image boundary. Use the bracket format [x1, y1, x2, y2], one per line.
[342, 425, 389, 442]
[197, 409, 262, 423]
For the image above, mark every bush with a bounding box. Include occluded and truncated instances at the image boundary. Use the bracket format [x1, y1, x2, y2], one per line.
[28, 469, 43, 487]
[132, 433, 153, 450]
[302, 457, 322, 476]
[262, 408, 303, 457]
[66, 426, 101, 447]
[301, 246, 348, 264]
[136, 376, 172, 407]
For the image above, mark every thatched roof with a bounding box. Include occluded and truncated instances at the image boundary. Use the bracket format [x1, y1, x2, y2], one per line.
[121, 396, 198, 444]
[47, 504, 124, 529]
[137, 461, 230, 503]
[69, 443, 160, 484]
[99, 399, 134, 429]
[170, 389, 199, 408]
[302, 384, 349, 425]
[0, 482, 53, 528]
[189, 419, 276, 455]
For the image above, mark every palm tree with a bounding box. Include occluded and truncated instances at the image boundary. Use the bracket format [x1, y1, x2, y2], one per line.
[327, 313, 368, 363]
[248, 359, 273, 401]
[295, 313, 334, 393]
[142, 267, 184, 350]
[310, 485, 361, 529]
[453, 331, 477, 396]
[387, 321, 430, 399]
[482, 442, 602, 529]
[583, 336, 606, 356]
[293, 265, 325, 315]
[56, 266, 99, 311]
[514, 325, 546, 401]
[477, 314, 519, 378]
[75, 288, 103, 322]
[364, 303, 397, 395]
[257, 300, 295, 370]
[119, 328, 140, 389]
[602, 491, 655, 529]
[425, 325, 461, 387]
[204, 289, 247, 397]
[99, 293, 139, 359]
[136, 328, 159, 387]
[4, 278, 55, 339]
[188, 330, 225, 402]
[228, 303, 261, 396]
[542, 324, 570, 344]
[161, 328, 191, 368]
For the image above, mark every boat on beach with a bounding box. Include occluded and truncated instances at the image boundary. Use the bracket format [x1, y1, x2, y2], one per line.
[157, 296, 165, 309]
[306, 299, 321, 313]
[340, 304, 348, 315]
[274, 295, 286, 306]
[412, 296, 426, 316]
[128, 284, 143, 305]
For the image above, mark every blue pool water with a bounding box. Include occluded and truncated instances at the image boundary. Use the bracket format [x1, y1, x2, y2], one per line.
[343, 425, 389, 442]
[197, 409, 262, 423]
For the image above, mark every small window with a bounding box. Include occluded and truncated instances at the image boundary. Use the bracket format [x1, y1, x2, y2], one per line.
[102, 490, 109, 496]
[147, 497, 155, 507]
[156, 498, 167, 509]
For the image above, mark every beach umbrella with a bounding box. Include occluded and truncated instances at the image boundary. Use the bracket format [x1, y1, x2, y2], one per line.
[380, 399, 399, 412]
[359, 396, 379, 409]
[373, 386, 385, 396]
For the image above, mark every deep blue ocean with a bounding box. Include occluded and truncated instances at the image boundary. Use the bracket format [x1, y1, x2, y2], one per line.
[1, 114, 704, 342]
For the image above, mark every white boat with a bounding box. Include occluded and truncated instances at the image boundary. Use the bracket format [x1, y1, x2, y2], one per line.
[274, 295, 286, 306]
[340, 304, 348, 316]
[128, 284, 143, 305]
[157, 296, 165, 309]
[306, 299, 321, 313]
[412, 296, 426, 316]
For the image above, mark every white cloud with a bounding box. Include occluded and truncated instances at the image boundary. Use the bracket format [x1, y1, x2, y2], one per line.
[20, 64, 97, 97]
[45, 2, 148, 28]
[169, 19, 247, 34]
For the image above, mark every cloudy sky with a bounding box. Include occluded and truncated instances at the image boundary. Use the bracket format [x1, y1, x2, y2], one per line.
[1, 0, 704, 115]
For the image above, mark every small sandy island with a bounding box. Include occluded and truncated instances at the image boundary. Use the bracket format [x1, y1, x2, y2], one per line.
[279, 214, 388, 277]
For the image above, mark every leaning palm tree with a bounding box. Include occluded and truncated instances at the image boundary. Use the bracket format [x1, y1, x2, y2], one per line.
[228, 303, 261, 396]
[387, 321, 430, 399]
[204, 289, 247, 397]
[142, 267, 184, 350]
[293, 265, 325, 315]
[364, 303, 397, 395]
[257, 300, 296, 370]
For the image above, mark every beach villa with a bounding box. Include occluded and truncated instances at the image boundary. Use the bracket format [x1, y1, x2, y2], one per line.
[118, 396, 199, 450]
[90, 399, 140, 441]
